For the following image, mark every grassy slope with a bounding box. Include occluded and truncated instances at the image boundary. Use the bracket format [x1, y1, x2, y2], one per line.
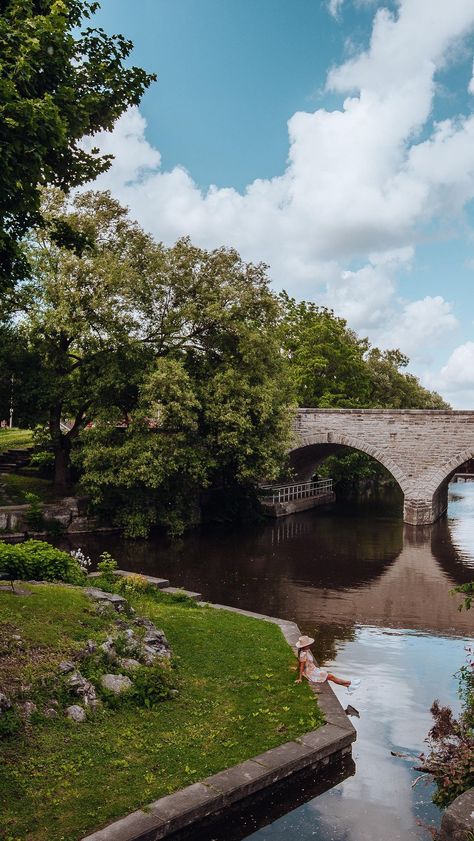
[0, 429, 33, 453]
[0, 472, 59, 504]
[0, 584, 323, 841]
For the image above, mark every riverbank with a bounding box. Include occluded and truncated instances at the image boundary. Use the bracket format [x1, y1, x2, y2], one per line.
[0, 581, 324, 841]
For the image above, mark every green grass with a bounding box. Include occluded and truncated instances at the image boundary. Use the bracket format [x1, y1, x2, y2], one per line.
[0, 472, 59, 505]
[0, 428, 33, 454]
[0, 584, 323, 841]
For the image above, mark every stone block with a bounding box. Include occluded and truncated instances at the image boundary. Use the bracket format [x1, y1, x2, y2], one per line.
[81, 810, 166, 841]
[148, 782, 223, 833]
[204, 759, 269, 802]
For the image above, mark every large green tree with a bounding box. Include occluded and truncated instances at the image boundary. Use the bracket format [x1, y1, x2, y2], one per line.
[280, 293, 449, 410]
[16, 190, 291, 533]
[0, 0, 155, 294]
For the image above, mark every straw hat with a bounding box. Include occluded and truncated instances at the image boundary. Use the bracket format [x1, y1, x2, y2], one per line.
[295, 635, 314, 649]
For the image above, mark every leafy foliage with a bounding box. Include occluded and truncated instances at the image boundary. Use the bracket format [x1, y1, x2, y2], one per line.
[0, 0, 155, 293]
[13, 189, 291, 528]
[0, 539, 85, 584]
[424, 591, 474, 806]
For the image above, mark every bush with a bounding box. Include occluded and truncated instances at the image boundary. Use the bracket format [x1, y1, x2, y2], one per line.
[95, 551, 118, 586]
[24, 492, 45, 531]
[116, 573, 149, 595]
[30, 450, 55, 478]
[131, 661, 176, 708]
[0, 540, 85, 584]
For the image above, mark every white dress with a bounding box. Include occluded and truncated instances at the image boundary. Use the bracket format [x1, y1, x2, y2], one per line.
[299, 649, 328, 684]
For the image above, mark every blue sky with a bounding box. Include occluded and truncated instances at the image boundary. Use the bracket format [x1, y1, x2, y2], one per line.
[87, 0, 474, 406]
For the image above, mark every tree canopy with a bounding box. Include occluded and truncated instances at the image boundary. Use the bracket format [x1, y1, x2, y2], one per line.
[280, 293, 449, 410]
[0, 0, 155, 293]
[13, 189, 291, 533]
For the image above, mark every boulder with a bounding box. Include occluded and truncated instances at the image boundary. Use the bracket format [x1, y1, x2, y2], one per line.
[117, 658, 141, 672]
[101, 673, 133, 695]
[67, 671, 97, 705]
[66, 705, 86, 722]
[59, 660, 75, 674]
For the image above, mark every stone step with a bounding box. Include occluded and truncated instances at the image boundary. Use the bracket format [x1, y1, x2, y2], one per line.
[160, 586, 202, 601]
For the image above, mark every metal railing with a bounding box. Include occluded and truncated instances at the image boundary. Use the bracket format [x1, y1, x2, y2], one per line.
[260, 478, 333, 505]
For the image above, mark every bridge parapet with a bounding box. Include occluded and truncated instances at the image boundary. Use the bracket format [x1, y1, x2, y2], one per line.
[291, 409, 474, 525]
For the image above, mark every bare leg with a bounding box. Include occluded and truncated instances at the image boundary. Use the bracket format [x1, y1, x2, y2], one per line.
[327, 673, 350, 687]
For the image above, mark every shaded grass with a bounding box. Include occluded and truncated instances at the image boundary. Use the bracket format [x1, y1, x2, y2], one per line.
[0, 584, 323, 841]
[0, 429, 33, 453]
[0, 472, 59, 505]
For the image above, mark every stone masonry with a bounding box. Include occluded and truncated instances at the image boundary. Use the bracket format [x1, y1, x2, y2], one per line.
[291, 409, 474, 526]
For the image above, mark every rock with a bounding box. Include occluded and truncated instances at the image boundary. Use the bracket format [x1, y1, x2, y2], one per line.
[100, 637, 117, 661]
[0, 692, 12, 713]
[59, 660, 75, 674]
[345, 704, 360, 718]
[21, 701, 37, 719]
[169, 689, 179, 698]
[11, 634, 22, 641]
[117, 657, 141, 672]
[44, 707, 58, 719]
[67, 671, 97, 705]
[66, 704, 86, 722]
[101, 673, 133, 695]
[86, 639, 97, 654]
[85, 588, 127, 613]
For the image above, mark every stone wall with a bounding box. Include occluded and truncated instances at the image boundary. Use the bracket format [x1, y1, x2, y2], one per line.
[0, 496, 99, 539]
[292, 409, 474, 525]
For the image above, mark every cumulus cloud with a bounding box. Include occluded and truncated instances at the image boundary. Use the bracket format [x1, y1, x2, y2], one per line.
[327, 0, 344, 18]
[426, 342, 474, 407]
[81, 0, 474, 374]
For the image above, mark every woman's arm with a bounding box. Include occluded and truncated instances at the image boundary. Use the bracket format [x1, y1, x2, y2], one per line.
[295, 657, 305, 683]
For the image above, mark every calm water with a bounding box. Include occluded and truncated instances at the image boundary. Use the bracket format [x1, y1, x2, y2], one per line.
[68, 485, 474, 841]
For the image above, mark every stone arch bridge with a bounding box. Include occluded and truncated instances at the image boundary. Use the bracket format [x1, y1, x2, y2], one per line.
[290, 409, 474, 526]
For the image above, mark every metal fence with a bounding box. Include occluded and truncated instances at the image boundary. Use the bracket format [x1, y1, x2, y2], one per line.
[260, 478, 333, 505]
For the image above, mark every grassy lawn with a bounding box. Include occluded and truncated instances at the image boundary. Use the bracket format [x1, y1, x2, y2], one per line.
[0, 428, 33, 453]
[0, 583, 323, 841]
[0, 472, 59, 505]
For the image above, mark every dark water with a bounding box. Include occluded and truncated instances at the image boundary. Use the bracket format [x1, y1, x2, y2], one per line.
[68, 485, 474, 841]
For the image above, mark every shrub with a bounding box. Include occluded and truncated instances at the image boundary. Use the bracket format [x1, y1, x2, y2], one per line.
[30, 450, 55, 478]
[0, 540, 85, 584]
[24, 492, 45, 531]
[131, 661, 176, 708]
[95, 551, 117, 586]
[116, 573, 149, 595]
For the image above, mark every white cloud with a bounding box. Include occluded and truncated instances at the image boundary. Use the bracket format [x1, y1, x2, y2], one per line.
[426, 342, 474, 407]
[379, 295, 458, 360]
[81, 0, 474, 365]
[327, 0, 344, 18]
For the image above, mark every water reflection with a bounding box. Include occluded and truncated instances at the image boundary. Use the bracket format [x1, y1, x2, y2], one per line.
[66, 483, 474, 841]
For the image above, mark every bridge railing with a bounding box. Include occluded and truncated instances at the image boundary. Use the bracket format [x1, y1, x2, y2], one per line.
[259, 478, 333, 504]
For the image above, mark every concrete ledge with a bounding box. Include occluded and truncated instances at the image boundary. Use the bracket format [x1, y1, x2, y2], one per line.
[81, 601, 356, 841]
[439, 788, 474, 841]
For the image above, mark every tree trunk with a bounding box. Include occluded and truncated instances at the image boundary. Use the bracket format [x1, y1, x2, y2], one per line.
[53, 437, 72, 495]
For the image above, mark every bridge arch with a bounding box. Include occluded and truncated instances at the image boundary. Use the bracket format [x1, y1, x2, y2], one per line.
[289, 432, 411, 496]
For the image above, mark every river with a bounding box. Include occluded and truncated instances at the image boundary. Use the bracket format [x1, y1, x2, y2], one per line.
[67, 483, 474, 841]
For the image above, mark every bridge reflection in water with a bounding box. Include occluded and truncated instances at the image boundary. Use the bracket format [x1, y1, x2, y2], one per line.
[62, 485, 474, 841]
